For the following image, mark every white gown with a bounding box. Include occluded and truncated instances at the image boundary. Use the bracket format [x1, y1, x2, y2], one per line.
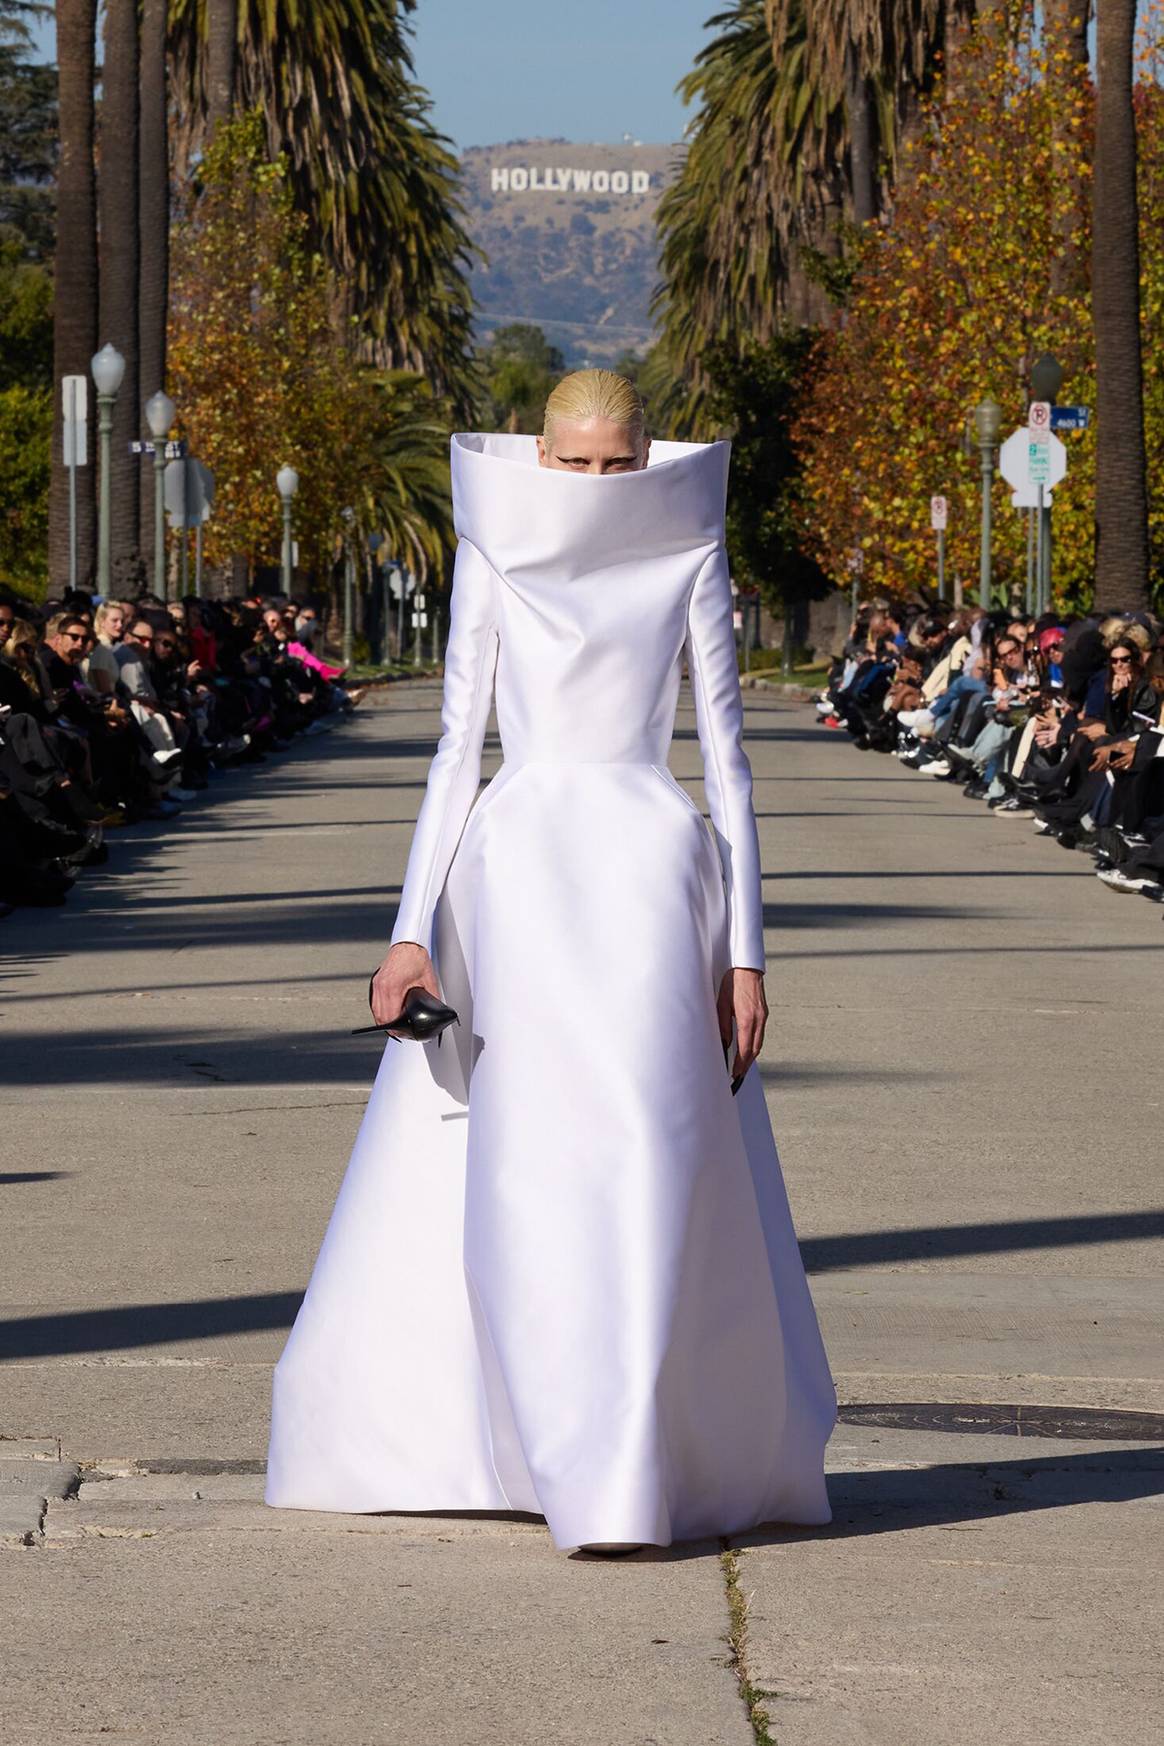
[265, 434, 836, 1549]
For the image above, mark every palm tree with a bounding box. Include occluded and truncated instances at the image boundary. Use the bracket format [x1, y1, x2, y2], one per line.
[97, 0, 140, 572]
[764, 0, 949, 217]
[167, 0, 478, 415]
[138, 0, 169, 582]
[655, 0, 855, 383]
[1092, 0, 1150, 610]
[49, 0, 98, 591]
[363, 371, 456, 584]
[206, 0, 236, 132]
[655, 0, 954, 385]
[1046, 0, 1091, 302]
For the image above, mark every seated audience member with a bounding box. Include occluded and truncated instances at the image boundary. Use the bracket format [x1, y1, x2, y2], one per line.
[0, 586, 370, 912]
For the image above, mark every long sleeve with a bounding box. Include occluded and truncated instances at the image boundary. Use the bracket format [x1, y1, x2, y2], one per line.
[684, 544, 766, 972]
[390, 539, 499, 953]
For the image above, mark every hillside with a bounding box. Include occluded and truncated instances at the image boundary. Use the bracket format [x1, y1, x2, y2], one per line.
[459, 139, 682, 366]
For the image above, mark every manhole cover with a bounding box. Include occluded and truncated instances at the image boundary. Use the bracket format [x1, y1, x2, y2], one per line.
[837, 1402, 1164, 1441]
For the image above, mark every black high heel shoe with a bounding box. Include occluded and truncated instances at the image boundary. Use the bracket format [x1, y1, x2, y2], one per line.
[351, 983, 459, 1043]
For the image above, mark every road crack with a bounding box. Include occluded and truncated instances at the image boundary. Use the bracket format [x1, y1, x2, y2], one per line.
[721, 1543, 778, 1746]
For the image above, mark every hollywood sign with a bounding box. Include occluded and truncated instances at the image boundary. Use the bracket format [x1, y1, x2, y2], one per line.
[490, 165, 651, 195]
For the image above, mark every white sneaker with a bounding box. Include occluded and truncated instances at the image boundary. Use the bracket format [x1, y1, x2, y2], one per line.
[924, 759, 951, 777]
[1096, 867, 1163, 895]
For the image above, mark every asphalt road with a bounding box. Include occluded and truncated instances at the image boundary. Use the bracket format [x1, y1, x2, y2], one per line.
[2, 681, 1160, 1745]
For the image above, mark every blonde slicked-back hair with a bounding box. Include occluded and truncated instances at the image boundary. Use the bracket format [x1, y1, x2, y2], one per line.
[543, 369, 646, 446]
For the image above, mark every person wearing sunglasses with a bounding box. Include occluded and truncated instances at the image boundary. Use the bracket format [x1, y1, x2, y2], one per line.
[267, 369, 835, 1558]
[40, 615, 102, 725]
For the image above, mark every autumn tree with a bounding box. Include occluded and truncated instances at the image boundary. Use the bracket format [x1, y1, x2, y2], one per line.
[796, 14, 1104, 606]
[168, 114, 452, 585]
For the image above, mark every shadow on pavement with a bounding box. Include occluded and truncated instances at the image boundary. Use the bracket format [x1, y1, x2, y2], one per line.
[736, 1444, 1164, 1544]
[3, 1207, 1161, 1358]
[800, 1209, 1164, 1271]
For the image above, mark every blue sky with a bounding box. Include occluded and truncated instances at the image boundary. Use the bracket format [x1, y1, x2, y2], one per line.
[409, 1, 716, 146]
[30, 1, 717, 148]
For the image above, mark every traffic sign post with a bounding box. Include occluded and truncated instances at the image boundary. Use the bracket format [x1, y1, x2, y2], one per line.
[62, 376, 89, 591]
[164, 456, 214, 597]
[1027, 438, 1051, 614]
[1001, 425, 1067, 614]
[930, 495, 949, 598]
[999, 428, 1067, 503]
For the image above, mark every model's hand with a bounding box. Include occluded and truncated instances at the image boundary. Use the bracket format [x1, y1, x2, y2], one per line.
[717, 967, 768, 1084]
[369, 940, 441, 1028]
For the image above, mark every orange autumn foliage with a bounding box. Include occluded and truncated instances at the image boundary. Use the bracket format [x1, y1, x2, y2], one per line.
[796, 6, 1164, 610]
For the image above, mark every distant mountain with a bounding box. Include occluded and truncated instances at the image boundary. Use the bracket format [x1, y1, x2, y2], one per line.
[459, 139, 682, 366]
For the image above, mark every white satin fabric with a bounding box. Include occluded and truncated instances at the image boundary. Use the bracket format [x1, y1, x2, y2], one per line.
[266, 434, 836, 1548]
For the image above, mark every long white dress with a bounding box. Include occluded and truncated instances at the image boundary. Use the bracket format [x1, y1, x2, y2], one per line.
[265, 434, 836, 1549]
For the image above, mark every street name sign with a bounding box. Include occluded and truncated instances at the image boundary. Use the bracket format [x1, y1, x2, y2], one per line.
[1000, 426, 1067, 507]
[130, 439, 188, 459]
[1050, 405, 1090, 432]
[930, 495, 948, 531]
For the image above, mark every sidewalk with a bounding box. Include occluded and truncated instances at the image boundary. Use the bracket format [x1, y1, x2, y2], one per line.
[2, 684, 1160, 1743]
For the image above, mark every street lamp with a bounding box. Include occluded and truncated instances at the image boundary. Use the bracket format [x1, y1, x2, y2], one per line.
[974, 397, 1002, 610]
[1030, 353, 1063, 406]
[277, 466, 299, 597]
[340, 507, 356, 668]
[145, 390, 176, 599]
[91, 344, 126, 596]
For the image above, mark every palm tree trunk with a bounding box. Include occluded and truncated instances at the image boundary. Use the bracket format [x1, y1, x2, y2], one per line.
[138, 0, 169, 587]
[206, 0, 237, 132]
[1092, 0, 1150, 611]
[49, 0, 98, 593]
[98, 0, 141, 579]
[845, 44, 877, 226]
[1047, 0, 1091, 302]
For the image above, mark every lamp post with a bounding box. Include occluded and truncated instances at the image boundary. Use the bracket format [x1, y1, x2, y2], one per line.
[276, 466, 299, 597]
[340, 507, 355, 668]
[145, 390, 176, 598]
[974, 397, 1002, 610]
[91, 344, 126, 596]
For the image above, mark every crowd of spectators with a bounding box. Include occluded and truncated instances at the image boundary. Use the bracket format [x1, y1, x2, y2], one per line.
[0, 585, 365, 914]
[815, 599, 1164, 907]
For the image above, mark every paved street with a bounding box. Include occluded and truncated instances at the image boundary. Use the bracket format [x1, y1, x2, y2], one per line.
[2, 681, 1161, 1744]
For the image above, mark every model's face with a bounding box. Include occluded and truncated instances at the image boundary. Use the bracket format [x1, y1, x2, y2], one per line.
[536, 416, 650, 475]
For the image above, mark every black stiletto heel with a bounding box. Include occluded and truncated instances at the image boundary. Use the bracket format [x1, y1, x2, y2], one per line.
[351, 983, 460, 1043]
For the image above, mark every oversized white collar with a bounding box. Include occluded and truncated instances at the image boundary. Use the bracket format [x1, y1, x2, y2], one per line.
[450, 433, 730, 582]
